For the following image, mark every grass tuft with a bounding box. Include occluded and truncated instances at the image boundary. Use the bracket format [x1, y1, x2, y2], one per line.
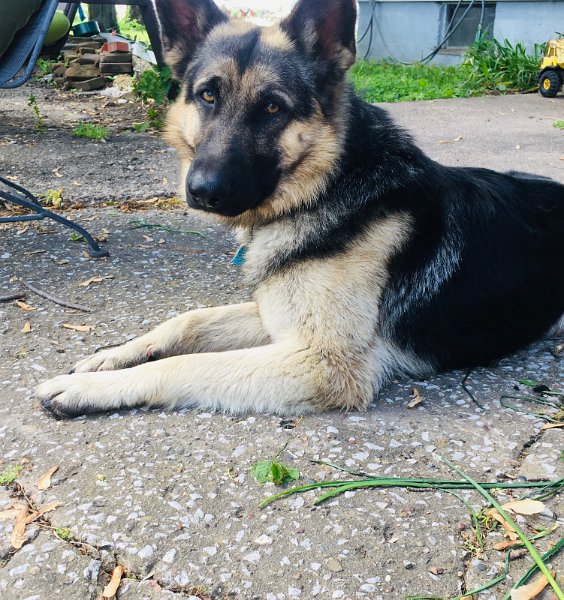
[72, 123, 108, 142]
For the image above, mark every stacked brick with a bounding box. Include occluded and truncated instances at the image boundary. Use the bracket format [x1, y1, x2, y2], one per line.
[50, 36, 133, 91]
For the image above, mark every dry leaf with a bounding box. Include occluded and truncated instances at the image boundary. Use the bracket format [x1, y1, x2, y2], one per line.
[142, 235, 154, 242]
[21, 321, 32, 334]
[78, 275, 114, 287]
[52, 167, 63, 178]
[103, 565, 124, 598]
[15, 300, 36, 312]
[63, 323, 93, 332]
[10, 505, 29, 549]
[438, 136, 463, 144]
[25, 500, 63, 524]
[501, 499, 546, 516]
[408, 387, 424, 408]
[16, 226, 30, 235]
[485, 508, 518, 540]
[510, 572, 552, 600]
[493, 539, 522, 551]
[36, 465, 59, 490]
[542, 422, 564, 430]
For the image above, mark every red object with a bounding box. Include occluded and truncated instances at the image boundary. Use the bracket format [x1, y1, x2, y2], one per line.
[100, 41, 130, 54]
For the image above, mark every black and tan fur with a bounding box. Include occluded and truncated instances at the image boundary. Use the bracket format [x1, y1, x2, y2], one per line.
[36, 0, 564, 418]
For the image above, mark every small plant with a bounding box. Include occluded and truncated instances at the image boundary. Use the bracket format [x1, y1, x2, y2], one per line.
[251, 442, 300, 486]
[553, 120, 564, 130]
[36, 58, 53, 76]
[463, 38, 546, 93]
[134, 66, 173, 107]
[27, 94, 46, 131]
[39, 188, 64, 208]
[0, 464, 22, 485]
[55, 527, 73, 542]
[72, 122, 108, 142]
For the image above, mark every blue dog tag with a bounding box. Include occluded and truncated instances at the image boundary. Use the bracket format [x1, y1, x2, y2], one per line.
[231, 245, 248, 266]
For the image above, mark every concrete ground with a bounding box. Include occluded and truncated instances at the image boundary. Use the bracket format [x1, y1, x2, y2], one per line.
[0, 82, 563, 600]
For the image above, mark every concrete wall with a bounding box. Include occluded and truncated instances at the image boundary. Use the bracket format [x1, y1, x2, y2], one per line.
[357, 1, 564, 64]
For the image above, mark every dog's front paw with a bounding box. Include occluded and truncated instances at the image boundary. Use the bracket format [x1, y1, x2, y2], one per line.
[34, 371, 136, 418]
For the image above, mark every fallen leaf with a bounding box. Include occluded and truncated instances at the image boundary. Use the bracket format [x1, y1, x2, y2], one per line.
[10, 505, 29, 549]
[52, 167, 63, 178]
[542, 422, 564, 430]
[63, 323, 93, 332]
[501, 499, 546, 516]
[142, 235, 154, 242]
[16, 226, 29, 235]
[15, 300, 36, 312]
[102, 565, 124, 598]
[485, 508, 518, 540]
[78, 275, 114, 287]
[510, 572, 552, 600]
[21, 321, 32, 334]
[36, 465, 59, 490]
[25, 500, 63, 524]
[408, 387, 424, 408]
[438, 136, 463, 144]
[493, 539, 522, 551]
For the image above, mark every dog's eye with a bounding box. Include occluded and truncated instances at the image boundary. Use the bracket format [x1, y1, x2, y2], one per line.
[200, 90, 215, 104]
[265, 101, 279, 114]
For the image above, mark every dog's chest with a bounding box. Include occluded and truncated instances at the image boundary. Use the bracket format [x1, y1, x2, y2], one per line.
[248, 214, 413, 349]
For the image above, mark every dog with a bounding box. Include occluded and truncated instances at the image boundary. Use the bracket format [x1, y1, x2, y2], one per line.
[36, 0, 564, 418]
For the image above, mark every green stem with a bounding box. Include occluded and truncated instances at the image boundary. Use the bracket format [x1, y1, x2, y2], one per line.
[441, 458, 564, 600]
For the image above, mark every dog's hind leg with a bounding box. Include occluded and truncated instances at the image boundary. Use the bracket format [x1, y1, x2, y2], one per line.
[35, 342, 350, 418]
[71, 302, 270, 373]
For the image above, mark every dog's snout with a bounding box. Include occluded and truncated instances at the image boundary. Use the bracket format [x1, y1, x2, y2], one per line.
[187, 170, 228, 211]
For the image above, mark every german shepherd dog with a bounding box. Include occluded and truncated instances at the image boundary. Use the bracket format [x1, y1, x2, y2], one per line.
[36, 0, 564, 418]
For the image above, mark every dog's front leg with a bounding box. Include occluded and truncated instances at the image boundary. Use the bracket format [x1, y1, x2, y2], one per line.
[35, 342, 334, 418]
[72, 302, 270, 373]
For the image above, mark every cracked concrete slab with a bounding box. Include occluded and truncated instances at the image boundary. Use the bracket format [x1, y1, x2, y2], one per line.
[0, 82, 563, 599]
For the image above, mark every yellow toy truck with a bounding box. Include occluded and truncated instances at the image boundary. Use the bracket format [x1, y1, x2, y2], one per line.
[539, 37, 564, 97]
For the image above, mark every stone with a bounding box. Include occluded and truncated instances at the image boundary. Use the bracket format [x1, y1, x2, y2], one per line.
[100, 52, 133, 64]
[72, 77, 107, 92]
[99, 63, 133, 75]
[64, 65, 101, 81]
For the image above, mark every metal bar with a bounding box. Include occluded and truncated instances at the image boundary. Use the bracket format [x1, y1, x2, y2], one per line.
[0, 184, 109, 258]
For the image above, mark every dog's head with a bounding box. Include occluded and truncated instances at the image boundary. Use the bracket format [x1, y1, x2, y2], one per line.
[154, 0, 357, 225]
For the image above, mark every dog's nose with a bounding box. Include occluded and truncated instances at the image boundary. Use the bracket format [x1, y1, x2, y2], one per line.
[187, 170, 228, 210]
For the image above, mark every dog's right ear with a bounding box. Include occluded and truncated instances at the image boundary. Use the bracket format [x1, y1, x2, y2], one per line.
[153, 0, 228, 79]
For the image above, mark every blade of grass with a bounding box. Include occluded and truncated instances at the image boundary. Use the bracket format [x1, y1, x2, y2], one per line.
[128, 218, 204, 237]
[501, 538, 564, 600]
[441, 458, 564, 600]
[258, 476, 561, 508]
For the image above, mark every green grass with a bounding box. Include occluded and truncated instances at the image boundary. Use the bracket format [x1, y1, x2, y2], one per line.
[349, 38, 546, 103]
[0, 465, 21, 485]
[349, 60, 478, 103]
[118, 17, 151, 47]
[55, 527, 73, 542]
[72, 123, 108, 142]
[554, 120, 564, 130]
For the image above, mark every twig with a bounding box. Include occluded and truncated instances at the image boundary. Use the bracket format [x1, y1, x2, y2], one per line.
[20, 280, 92, 313]
[0, 292, 26, 303]
[461, 369, 485, 410]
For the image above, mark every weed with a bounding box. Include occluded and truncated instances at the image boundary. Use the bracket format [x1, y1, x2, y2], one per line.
[0, 464, 22, 485]
[39, 188, 64, 208]
[133, 121, 150, 133]
[27, 94, 46, 131]
[55, 527, 73, 542]
[553, 120, 564, 130]
[36, 58, 53, 76]
[133, 66, 172, 107]
[72, 122, 108, 142]
[251, 441, 300, 486]
[463, 38, 546, 93]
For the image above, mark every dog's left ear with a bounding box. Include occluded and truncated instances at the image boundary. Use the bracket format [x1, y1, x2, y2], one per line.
[153, 0, 228, 79]
[280, 0, 357, 74]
